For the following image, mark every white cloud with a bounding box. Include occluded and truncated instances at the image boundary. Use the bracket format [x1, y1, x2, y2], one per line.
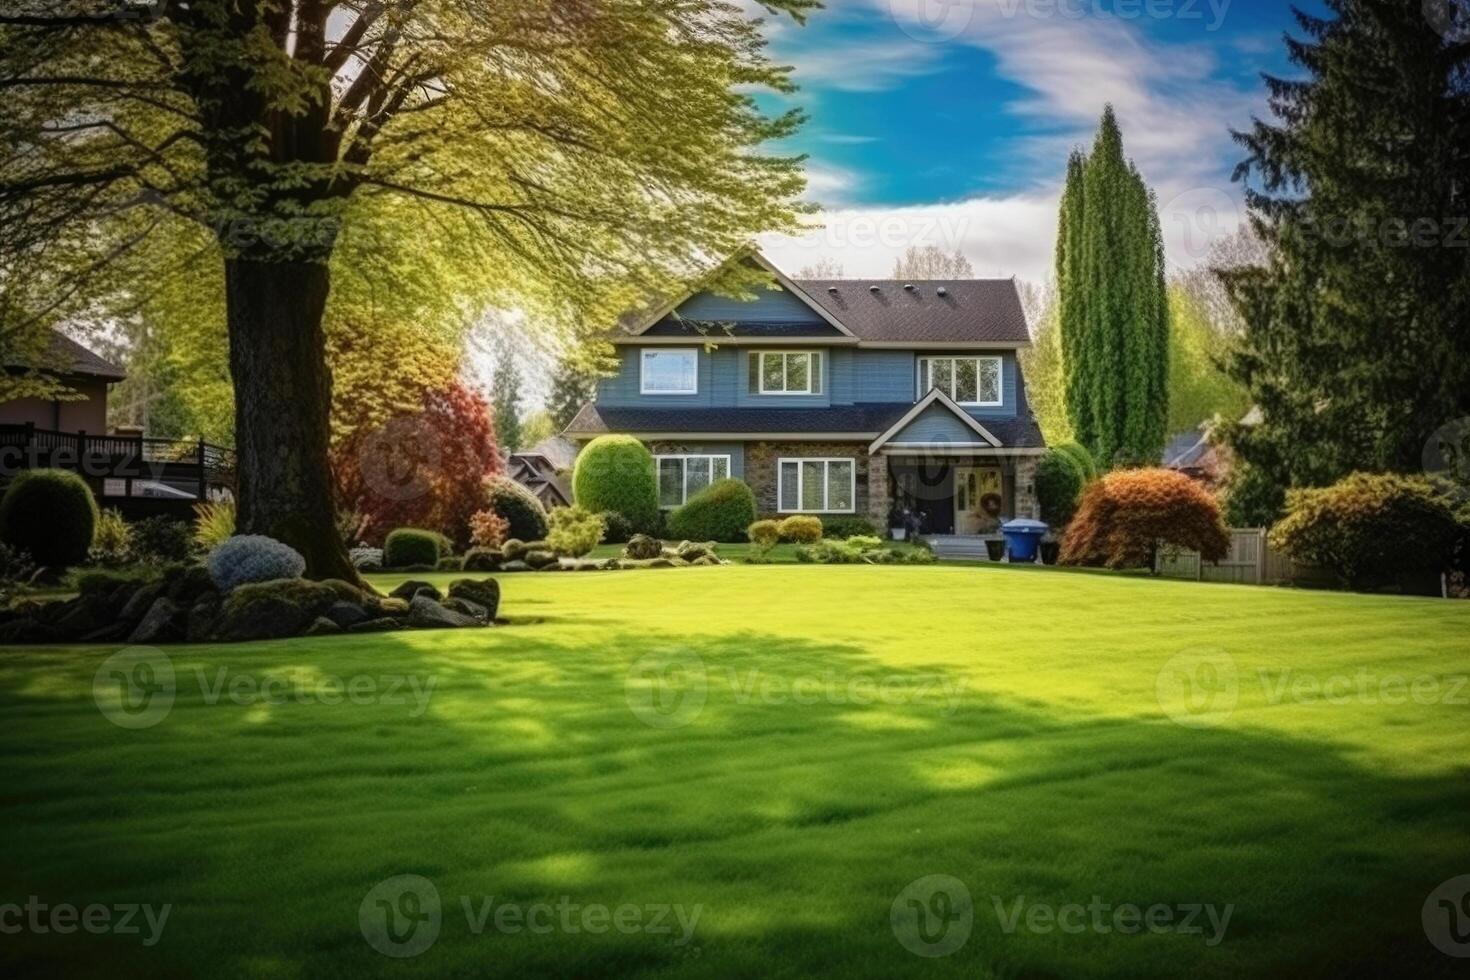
[784, 37, 947, 92]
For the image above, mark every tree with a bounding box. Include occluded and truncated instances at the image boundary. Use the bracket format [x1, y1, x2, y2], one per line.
[1165, 284, 1250, 434]
[796, 258, 846, 278]
[490, 340, 524, 453]
[1055, 107, 1170, 468]
[1, 1, 816, 580]
[547, 356, 598, 432]
[1220, 0, 1470, 488]
[891, 245, 973, 280]
[520, 410, 558, 450]
[1016, 279, 1072, 445]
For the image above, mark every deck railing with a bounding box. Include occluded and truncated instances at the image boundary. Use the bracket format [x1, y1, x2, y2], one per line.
[0, 423, 236, 499]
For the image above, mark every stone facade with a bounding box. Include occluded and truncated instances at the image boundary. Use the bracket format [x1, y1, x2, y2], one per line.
[743, 441, 874, 519]
[1012, 456, 1040, 521]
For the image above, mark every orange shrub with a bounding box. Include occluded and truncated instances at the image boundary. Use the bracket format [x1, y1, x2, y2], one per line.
[1060, 468, 1229, 569]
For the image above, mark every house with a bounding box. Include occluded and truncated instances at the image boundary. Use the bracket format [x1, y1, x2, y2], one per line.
[1162, 426, 1224, 486]
[0, 329, 126, 431]
[506, 436, 577, 509]
[564, 252, 1046, 535]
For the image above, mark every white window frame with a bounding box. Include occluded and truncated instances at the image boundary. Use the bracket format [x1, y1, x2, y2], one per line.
[640, 348, 699, 395]
[917, 355, 1003, 407]
[777, 457, 856, 514]
[756, 350, 822, 396]
[655, 454, 732, 509]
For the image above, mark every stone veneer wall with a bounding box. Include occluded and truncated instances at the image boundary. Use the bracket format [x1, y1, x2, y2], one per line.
[743, 442, 879, 521]
[1012, 456, 1040, 520]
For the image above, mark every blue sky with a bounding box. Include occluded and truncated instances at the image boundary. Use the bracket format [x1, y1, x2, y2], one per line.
[754, 0, 1317, 282]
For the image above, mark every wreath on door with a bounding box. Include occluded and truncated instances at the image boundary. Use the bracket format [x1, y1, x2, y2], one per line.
[980, 492, 1003, 517]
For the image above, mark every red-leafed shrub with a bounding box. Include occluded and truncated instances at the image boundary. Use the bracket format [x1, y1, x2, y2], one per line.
[334, 380, 501, 548]
[1060, 467, 1229, 569]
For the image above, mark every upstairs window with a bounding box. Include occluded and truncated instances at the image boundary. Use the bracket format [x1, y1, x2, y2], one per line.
[656, 455, 731, 508]
[641, 349, 698, 395]
[749, 351, 823, 395]
[918, 356, 1002, 406]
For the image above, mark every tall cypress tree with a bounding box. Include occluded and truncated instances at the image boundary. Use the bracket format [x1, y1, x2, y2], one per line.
[490, 342, 524, 453]
[1055, 107, 1171, 466]
[1220, 0, 1470, 488]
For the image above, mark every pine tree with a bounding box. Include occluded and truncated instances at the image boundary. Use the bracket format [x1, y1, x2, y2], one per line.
[491, 343, 524, 453]
[1055, 107, 1171, 467]
[1220, 0, 1470, 487]
[548, 358, 597, 432]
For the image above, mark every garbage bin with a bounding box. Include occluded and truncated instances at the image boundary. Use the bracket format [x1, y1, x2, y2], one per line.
[1000, 519, 1049, 563]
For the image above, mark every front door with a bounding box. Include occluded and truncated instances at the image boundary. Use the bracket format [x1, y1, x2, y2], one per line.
[954, 465, 1003, 535]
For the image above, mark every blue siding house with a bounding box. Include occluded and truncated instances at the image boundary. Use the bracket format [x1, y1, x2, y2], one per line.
[565, 251, 1046, 535]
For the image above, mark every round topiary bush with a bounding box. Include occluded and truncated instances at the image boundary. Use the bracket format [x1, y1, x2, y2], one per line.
[572, 436, 660, 534]
[207, 535, 307, 592]
[384, 528, 443, 568]
[1060, 467, 1229, 569]
[667, 479, 757, 543]
[0, 468, 97, 568]
[485, 476, 549, 542]
[1035, 447, 1087, 527]
[777, 515, 823, 544]
[747, 519, 781, 549]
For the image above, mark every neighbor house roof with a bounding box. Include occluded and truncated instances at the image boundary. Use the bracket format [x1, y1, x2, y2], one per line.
[2, 330, 126, 381]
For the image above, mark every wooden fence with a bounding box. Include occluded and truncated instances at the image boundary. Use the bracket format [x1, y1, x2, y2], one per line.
[1155, 528, 1292, 585]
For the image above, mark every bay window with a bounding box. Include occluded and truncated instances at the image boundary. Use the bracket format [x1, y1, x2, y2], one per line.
[777, 458, 855, 513]
[656, 454, 731, 508]
[918, 356, 1002, 406]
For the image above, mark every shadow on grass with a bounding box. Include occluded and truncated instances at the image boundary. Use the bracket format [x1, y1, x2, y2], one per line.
[0, 625, 1466, 979]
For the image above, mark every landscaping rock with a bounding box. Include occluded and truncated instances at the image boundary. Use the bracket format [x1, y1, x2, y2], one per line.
[447, 579, 500, 619]
[691, 555, 721, 567]
[165, 564, 216, 607]
[128, 597, 184, 644]
[186, 595, 222, 643]
[304, 617, 342, 637]
[52, 595, 109, 638]
[442, 597, 489, 623]
[390, 580, 439, 602]
[348, 617, 402, 633]
[463, 549, 502, 572]
[324, 601, 371, 630]
[525, 550, 558, 570]
[211, 579, 342, 643]
[377, 597, 410, 616]
[119, 582, 163, 623]
[624, 534, 662, 560]
[647, 558, 675, 569]
[406, 595, 480, 629]
[500, 539, 530, 562]
[501, 561, 531, 573]
[80, 621, 133, 644]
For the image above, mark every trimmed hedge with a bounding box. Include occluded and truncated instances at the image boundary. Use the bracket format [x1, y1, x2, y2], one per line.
[1035, 447, 1087, 527]
[0, 468, 97, 568]
[777, 515, 823, 544]
[573, 436, 660, 534]
[820, 515, 878, 539]
[485, 476, 549, 542]
[384, 528, 442, 568]
[667, 479, 757, 543]
[1060, 467, 1229, 569]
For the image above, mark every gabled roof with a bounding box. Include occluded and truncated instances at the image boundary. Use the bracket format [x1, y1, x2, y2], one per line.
[2, 329, 126, 381]
[794, 278, 1030, 344]
[868, 388, 1003, 453]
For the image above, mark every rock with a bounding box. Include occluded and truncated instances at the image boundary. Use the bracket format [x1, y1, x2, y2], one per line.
[406, 595, 479, 629]
[119, 583, 163, 623]
[447, 579, 500, 619]
[500, 539, 529, 562]
[463, 549, 502, 572]
[573, 560, 602, 572]
[390, 580, 439, 602]
[677, 541, 716, 562]
[52, 595, 110, 639]
[442, 597, 489, 623]
[212, 579, 342, 643]
[321, 579, 369, 603]
[128, 597, 183, 644]
[165, 564, 216, 607]
[647, 558, 675, 569]
[80, 621, 133, 644]
[186, 595, 222, 643]
[304, 617, 342, 636]
[0, 618, 60, 644]
[525, 550, 558, 570]
[348, 617, 402, 634]
[377, 597, 410, 615]
[501, 561, 531, 573]
[624, 534, 662, 560]
[324, 601, 371, 630]
[692, 555, 721, 567]
[436, 556, 464, 572]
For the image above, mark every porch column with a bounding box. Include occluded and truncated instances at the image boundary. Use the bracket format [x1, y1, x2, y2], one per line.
[1013, 456, 1040, 520]
[866, 451, 891, 528]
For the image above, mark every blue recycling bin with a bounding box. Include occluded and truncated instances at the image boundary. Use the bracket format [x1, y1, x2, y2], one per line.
[1001, 519, 1049, 563]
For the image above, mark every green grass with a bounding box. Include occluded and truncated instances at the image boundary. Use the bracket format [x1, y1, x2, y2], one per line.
[2, 565, 1468, 977]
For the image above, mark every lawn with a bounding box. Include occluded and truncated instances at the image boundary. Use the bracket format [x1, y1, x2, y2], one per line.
[2, 565, 1468, 977]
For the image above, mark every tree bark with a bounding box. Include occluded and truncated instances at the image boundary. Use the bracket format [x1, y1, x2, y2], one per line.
[224, 258, 362, 585]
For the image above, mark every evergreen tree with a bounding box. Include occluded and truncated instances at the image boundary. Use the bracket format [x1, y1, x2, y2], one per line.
[548, 358, 597, 432]
[491, 343, 524, 453]
[1055, 108, 1170, 467]
[1220, 0, 1470, 488]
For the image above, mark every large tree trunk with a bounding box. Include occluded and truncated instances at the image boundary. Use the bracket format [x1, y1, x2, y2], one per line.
[224, 258, 362, 585]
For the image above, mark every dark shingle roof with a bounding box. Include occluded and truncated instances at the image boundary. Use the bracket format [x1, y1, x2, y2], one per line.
[2, 330, 126, 380]
[792, 279, 1029, 344]
[565, 402, 1044, 449]
[642, 319, 845, 338]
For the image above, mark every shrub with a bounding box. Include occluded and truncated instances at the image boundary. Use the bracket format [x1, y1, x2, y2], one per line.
[350, 547, 384, 570]
[820, 515, 878, 539]
[500, 538, 529, 562]
[1054, 441, 1098, 481]
[1060, 467, 1229, 570]
[384, 528, 442, 568]
[193, 499, 236, 553]
[68, 565, 161, 597]
[1035, 447, 1087, 527]
[546, 506, 606, 557]
[0, 541, 36, 585]
[624, 533, 663, 560]
[1222, 461, 1287, 528]
[777, 515, 823, 544]
[845, 535, 885, 551]
[747, 519, 781, 549]
[90, 508, 133, 567]
[572, 436, 660, 534]
[0, 468, 97, 568]
[468, 509, 510, 549]
[599, 511, 634, 545]
[485, 476, 549, 542]
[1268, 473, 1463, 589]
[207, 535, 307, 592]
[129, 516, 193, 564]
[667, 479, 757, 543]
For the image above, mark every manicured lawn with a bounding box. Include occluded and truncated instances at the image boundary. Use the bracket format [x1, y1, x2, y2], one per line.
[2, 565, 1468, 977]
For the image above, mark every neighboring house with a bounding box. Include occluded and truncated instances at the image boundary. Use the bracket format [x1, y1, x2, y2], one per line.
[1162, 426, 1224, 486]
[506, 436, 577, 510]
[565, 251, 1046, 535]
[0, 329, 125, 431]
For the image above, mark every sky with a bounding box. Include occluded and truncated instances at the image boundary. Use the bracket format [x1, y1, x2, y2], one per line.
[754, 0, 1317, 283]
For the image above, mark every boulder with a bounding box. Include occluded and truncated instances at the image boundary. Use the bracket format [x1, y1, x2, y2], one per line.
[186, 595, 222, 643]
[80, 621, 133, 643]
[501, 560, 531, 573]
[304, 617, 342, 636]
[463, 549, 502, 572]
[406, 595, 480, 629]
[500, 539, 529, 562]
[212, 579, 342, 643]
[390, 580, 440, 602]
[165, 564, 217, 607]
[0, 618, 60, 644]
[323, 601, 371, 630]
[647, 558, 675, 569]
[377, 597, 410, 615]
[447, 579, 500, 619]
[348, 617, 402, 634]
[128, 597, 184, 644]
[119, 583, 163, 623]
[51, 595, 110, 639]
[624, 534, 662, 560]
[691, 555, 722, 567]
[442, 597, 489, 623]
[525, 550, 558, 570]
